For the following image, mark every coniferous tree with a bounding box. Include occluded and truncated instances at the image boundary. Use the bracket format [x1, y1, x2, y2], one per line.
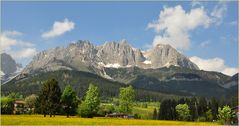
[153, 108, 157, 120]
[171, 99, 177, 120]
[158, 100, 165, 120]
[157, 107, 160, 120]
[189, 97, 198, 121]
[210, 97, 219, 120]
[198, 97, 207, 117]
[37, 78, 62, 117]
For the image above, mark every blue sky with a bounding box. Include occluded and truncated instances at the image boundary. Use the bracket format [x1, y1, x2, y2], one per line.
[1, 1, 238, 75]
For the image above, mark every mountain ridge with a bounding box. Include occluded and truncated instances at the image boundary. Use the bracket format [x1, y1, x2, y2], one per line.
[22, 40, 199, 78]
[2, 40, 237, 100]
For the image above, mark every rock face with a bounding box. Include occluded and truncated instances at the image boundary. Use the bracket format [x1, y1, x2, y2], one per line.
[22, 40, 199, 75]
[1, 53, 17, 75]
[222, 73, 238, 88]
[96, 40, 145, 67]
[143, 44, 199, 69]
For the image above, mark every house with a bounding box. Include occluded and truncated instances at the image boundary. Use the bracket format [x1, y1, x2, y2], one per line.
[13, 100, 26, 114]
[105, 113, 134, 119]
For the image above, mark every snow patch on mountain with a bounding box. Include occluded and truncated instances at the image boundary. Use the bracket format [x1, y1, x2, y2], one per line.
[0, 70, 5, 76]
[143, 60, 152, 64]
[105, 63, 121, 68]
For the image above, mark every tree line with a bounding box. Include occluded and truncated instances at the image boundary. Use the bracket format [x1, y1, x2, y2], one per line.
[1, 78, 237, 124]
[1, 78, 135, 118]
[152, 97, 236, 124]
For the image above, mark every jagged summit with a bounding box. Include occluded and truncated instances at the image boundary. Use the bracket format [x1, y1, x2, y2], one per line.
[22, 40, 199, 74]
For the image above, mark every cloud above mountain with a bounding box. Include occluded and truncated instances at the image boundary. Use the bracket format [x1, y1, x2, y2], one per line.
[148, 5, 210, 50]
[42, 18, 75, 39]
[190, 56, 237, 76]
[148, 2, 227, 50]
[0, 31, 37, 60]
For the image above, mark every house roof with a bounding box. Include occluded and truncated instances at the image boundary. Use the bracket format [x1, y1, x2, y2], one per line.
[15, 100, 25, 104]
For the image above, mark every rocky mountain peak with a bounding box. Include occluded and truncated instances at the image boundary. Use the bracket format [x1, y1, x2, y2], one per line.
[120, 39, 129, 45]
[143, 43, 199, 69]
[22, 40, 199, 74]
[1, 53, 17, 75]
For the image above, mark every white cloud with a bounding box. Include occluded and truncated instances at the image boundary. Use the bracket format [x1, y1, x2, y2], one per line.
[0, 33, 17, 51]
[0, 31, 37, 60]
[147, 2, 228, 50]
[2, 31, 23, 37]
[9, 48, 37, 59]
[190, 56, 238, 76]
[148, 5, 211, 50]
[42, 18, 75, 39]
[0, 31, 34, 51]
[211, 2, 227, 25]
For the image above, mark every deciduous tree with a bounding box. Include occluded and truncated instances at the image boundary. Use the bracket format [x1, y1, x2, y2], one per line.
[37, 79, 62, 117]
[78, 84, 100, 118]
[119, 85, 135, 114]
[61, 85, 78, 117]
[175, 104, 190, 121]
[217, 105, 235, 125]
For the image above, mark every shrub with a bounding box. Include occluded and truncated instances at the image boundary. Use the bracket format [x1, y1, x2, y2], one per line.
[196, 116, 206, 122]
[1, 97, 14, 114]
[175, 104, 190, 121]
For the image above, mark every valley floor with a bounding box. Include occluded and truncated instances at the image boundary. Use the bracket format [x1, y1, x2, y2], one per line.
[1, 115, 219, 125]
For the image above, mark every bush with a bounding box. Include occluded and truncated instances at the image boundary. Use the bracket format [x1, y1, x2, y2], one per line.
[1, 97, 14, 114]
[142, 103, 148, 108]
[77, 102, 92, 118]
[97, 104, 115, 116]
[205, 109, 213, 121]
[134, 113, 141, 119]
[175, 104, 190, 121]
[196, 116, 206, 122]
[217, 106, 235, 125]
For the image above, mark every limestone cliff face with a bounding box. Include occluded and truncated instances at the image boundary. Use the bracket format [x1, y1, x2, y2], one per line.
[1, 53, 17, 74]
[143, 44, 199, 69]
[22, 40, 199, 75]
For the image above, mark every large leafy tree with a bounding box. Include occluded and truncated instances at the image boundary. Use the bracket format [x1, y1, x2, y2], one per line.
[61, 85, 78, 117]
[217, 105, 235, 125]
[25, 94, 38, 114]
[37, 78, 62, 117]
[119, 85, 135, 114]
[175, 104, 191, 121]
[78, 84, 100, 118]
[1, 96, 14, 114]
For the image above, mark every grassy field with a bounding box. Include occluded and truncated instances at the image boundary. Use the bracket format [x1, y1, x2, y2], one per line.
[132, 102, 159, 119]
[1, 115, 219, 125]
[132, 106, 154, 119]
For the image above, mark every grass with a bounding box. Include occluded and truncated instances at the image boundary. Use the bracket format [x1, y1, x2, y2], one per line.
[132, 102, 159, 119]
[1, 115, 219, 125]
[132, 106, 154, 119]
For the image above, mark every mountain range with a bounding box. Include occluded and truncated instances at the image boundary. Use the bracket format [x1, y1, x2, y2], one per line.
[1, 40, 238, 100]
